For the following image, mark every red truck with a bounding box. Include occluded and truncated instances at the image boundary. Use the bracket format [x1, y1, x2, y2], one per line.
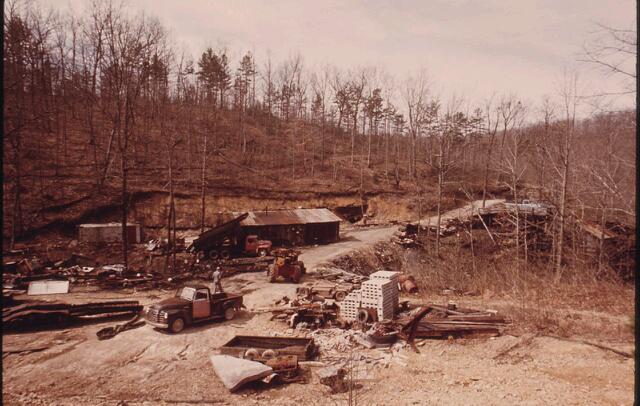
[188, 213, 272, 259]
[145, 285, 244, 333]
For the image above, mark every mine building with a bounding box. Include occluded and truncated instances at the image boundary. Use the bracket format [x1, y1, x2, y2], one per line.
[233, 208, 341, 246]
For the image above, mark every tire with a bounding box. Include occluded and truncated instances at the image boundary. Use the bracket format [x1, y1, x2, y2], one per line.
[268, 264, 277, 283]
[169, 317, 185, 334]
[357, 308, 371, 324]
[245, 348, 259, 360]
[221, 250, 230, 260]
[297, 287, 310, 297]
[291, 266, 302, 283]
[224, 307, 236, 321]
[258, 249, 268, 257]
[262, 349, 277, 359]
[209, 250, 219, 260]
[334, 290, 347, 301]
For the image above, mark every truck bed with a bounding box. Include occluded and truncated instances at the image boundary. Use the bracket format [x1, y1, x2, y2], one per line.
[219, 335, 316, 360]
[188, 213, 249, 252]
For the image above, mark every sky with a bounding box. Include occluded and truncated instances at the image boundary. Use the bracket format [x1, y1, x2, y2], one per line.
[43, 0, 636, 114]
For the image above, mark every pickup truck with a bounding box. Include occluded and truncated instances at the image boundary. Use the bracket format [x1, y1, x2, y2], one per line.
[145, 284, 244, 333]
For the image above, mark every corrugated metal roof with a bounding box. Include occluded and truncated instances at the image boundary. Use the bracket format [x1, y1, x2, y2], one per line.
[79, 223, 139, 228]
[233, 208, 342, 226]
[27, 280, 70, 295]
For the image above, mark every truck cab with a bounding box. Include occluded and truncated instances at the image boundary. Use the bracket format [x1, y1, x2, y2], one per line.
[244, 235, 272, 257]
[145, 285, 243, 333]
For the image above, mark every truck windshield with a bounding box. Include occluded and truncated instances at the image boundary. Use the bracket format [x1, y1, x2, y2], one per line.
[175, 287, 196, 301]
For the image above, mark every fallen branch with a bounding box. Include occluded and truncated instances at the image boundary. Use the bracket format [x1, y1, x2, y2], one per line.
[476, 211, 498, 246]
[543, 334, 633, 359]
[3, 345, 52, 356]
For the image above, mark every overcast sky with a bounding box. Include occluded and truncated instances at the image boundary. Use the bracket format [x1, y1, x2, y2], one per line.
[46, 0, 636, 113]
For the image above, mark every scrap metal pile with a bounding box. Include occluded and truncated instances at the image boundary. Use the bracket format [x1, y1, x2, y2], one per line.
[263, 270, 509, 351]
[216, 293, 511, 393]
[3, 249, 274, 297]
[267, 296, 343, 329]
[4, 253, 164, 292]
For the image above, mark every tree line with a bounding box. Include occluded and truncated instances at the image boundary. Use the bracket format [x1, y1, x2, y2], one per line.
[3, 0, 635, 276]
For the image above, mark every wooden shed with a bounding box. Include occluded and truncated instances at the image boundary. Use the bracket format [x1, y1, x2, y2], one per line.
[78, 223, 143, 244]
[234, 208, 341, 247]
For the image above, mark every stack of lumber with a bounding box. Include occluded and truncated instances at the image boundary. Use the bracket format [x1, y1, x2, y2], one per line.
[399, 304, 510, 343]
[3, 300, 143, 330]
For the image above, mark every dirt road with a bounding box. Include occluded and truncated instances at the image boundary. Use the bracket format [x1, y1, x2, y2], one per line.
[228, 223, 399, 308]
[416, 198, 505, 226]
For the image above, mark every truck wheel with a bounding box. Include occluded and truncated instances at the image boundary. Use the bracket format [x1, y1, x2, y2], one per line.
[258, 249, 268, 257]
[291, 266, 302, 283]
[224, 307, 236, 321]
[262, 349, 277, 359]
[209, 250, 219, 260]
[244, 348, 259, 360]
[268, 264, 277, 283]
[334, 290, 347, 301]
[221, 250, 230, 259]
[169, 317, 185, 334]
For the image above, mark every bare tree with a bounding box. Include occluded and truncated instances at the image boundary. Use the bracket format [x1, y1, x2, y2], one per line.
[311, 65, 331, 170]
[403, 70, 430, 178]
[580, 23, 636, 95]
[540, 71, 580, 276]
[498, 105, 528, 266]
[348, 69, 366, 167]
[4, 1, 31, 248]
[260, 51, 275, 135]
[101, 2, 165, 270]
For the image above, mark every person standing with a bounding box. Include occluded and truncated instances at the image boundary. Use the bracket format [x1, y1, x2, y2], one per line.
[212, 266, 224, 294]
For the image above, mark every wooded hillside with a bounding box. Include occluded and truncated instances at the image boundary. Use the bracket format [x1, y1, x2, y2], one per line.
[3, 1, 635, 276]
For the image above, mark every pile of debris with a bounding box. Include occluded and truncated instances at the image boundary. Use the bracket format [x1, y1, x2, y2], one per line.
[295, 281, 356, 302]
[195, 256, 274, 276]
[392, 223, 424, 248]
[327, 242, 401, 278]
[398, 303, 510, 349]
[267, 296, 342, 330]
[3, 249, 264, 295]
[314, 266, 368, 284]
[3, 299, 143, 331]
